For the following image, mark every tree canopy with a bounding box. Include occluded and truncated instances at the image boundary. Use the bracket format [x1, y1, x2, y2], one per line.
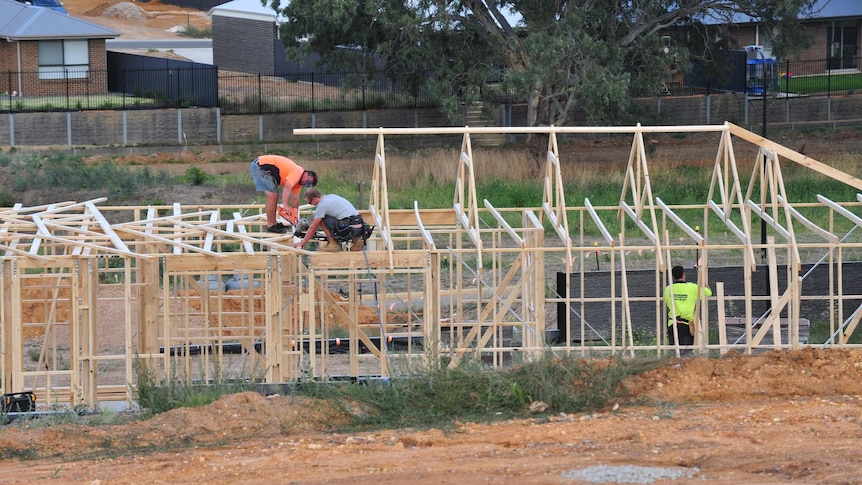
[274, 0, 818, 129]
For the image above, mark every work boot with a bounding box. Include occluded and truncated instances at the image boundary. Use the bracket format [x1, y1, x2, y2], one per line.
[266, 223, 289, 234]
[350, 236, 363, 251]
[318, 239, 340, 252]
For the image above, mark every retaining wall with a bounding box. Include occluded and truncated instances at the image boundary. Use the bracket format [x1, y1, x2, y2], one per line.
[2, 93, 861, 148]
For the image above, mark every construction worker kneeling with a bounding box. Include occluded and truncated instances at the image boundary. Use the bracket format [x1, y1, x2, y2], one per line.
[294, 188, 373, 252]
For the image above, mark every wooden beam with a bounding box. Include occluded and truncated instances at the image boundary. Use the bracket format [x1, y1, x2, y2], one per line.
[309, 250, 428, 270]
[728, 123, 862, 191]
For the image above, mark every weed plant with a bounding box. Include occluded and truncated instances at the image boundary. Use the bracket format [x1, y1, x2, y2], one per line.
[135, 360, 260, 416]
[9, 152, 175, 200]
[290, 354, 663, 430]
[808, 321, 862, 345]
[179, 26, 212, 38]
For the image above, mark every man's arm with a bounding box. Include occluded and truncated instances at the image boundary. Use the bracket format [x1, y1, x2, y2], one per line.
[280, 186, 300, 224]
[281, 186, 294, 210]
[295, 217, 323, 248]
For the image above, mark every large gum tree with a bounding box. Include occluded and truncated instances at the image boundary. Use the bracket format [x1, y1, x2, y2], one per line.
[274, 0, 817, 130]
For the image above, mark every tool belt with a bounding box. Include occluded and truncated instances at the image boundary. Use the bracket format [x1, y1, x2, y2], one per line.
[337, 215, 364, 226]
[332, 215, 368, 242]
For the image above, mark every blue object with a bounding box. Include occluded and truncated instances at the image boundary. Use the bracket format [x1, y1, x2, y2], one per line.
[744, 45, 778, 96]
[18, 0, 68, 14]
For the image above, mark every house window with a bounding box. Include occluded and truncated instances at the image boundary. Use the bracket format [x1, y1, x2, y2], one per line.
[38, 39, 90, 79]
[827, 21, 859, 71]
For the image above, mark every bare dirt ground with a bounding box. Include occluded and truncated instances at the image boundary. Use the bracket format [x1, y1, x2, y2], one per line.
[4, 3, 862, 484]
[75, 0, 212, 40]
[4, 349, 862, 484]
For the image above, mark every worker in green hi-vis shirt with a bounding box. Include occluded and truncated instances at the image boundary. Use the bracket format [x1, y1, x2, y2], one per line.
[664, 265, 712, 356]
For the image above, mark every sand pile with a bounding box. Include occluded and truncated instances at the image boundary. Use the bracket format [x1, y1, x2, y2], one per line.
[100, 2, 149, 21]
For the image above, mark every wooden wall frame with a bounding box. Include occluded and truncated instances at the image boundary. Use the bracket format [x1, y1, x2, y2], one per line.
[3, 122, 862, 408]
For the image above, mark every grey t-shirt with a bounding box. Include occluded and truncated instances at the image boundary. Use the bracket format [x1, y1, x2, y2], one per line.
[312, 194, 358, 221]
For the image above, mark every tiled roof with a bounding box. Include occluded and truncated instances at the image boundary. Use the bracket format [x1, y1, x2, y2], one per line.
[0, 0, 119, 40]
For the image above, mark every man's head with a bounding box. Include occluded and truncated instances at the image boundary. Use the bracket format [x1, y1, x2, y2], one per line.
[301, 170, 318, 188]
[672, 265, 685, 281]
[304, 187, 322, 205]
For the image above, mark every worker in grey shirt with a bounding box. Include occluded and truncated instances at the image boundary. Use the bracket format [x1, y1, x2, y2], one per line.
[294, 188, 370, 251]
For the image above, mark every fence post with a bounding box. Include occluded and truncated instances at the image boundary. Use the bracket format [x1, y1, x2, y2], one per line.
[706, 95, 711, 125]
[785, 59, 790, 123]
[122, 68, 126, 111]
[827, 68, 832, 121]
[257, 73, 263, 141]
[86, 68, 90, 110]
[311, 72, 316, 129]
[65, 68, 70, 111]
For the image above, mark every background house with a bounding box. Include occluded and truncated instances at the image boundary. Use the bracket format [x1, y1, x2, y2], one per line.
[723, 0, 861, 72]
[0, 0, 118, 96]
[209, 0, 342, 79]
[209, 0, 288, 75]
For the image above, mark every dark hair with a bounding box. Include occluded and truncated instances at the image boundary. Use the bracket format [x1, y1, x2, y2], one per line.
[304, 187, 321, 203]
[671, 265, 685, 280]
[304, 170, 318, 187]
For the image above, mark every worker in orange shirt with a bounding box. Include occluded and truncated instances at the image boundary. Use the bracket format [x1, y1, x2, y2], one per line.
[249, 154, 317, 233]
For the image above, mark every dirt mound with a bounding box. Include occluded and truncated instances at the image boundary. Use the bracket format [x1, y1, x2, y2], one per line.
[71, 0, 211, 40]
[0, 392, 348, 459]
[100, 2, 149, 21]
[82, 2, 113, 16]
[623, 347, 862, 402]
[5, 349, 862, 483]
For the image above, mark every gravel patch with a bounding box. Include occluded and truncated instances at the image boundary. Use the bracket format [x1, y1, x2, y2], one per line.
[102, 2, 149, 21]
[561, 465, 698, 483]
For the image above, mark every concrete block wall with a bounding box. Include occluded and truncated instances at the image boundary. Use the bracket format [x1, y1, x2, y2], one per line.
[0, 107, 455, 147]
[0, 93, 860, 147]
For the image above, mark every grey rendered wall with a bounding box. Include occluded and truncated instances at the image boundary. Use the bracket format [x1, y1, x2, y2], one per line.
[211, 16, 276, 75]
[0, 107, 455, 147]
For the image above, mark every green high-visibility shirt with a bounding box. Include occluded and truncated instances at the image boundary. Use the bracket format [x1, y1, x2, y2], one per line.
[664, 281, 712, 326]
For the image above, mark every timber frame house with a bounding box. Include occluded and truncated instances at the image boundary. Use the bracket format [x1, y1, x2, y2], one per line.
[3, 122, 862, 409]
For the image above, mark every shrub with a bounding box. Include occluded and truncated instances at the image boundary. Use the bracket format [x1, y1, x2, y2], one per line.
[184, 166, 209, 185]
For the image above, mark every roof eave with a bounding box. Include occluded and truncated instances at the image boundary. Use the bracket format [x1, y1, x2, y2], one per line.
[2, 34, 120, 41]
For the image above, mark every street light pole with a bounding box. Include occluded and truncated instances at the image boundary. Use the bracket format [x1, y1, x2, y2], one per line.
[760, 47, 767, 138]
[752, 46, 768, 263]
[756, 46, 770, 313]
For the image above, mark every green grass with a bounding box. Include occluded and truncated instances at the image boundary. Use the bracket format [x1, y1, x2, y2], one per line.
[779, 72, 862, 95]
[0, 93, 162, 111]
[808, 321, 862, 345]
[178, 25, 212, 39]
[278, 355, 663, 429]
[9, 152, 176, 200]
[133, 353, 664, 426]
[1, 151, 220, 202]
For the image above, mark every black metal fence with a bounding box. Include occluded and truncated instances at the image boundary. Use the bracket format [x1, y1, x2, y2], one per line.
[0, 67, 437, 114]
[657, 56, 862, 97]
[0, 65, 218, 113]
[216, 70, 436, 115]
[2, 56, 861, 115]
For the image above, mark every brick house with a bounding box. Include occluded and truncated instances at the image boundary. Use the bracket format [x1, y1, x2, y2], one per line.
[723, 0, 862, 73]
[0, 0, 118, 97]
[209, 0, 288, 75]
